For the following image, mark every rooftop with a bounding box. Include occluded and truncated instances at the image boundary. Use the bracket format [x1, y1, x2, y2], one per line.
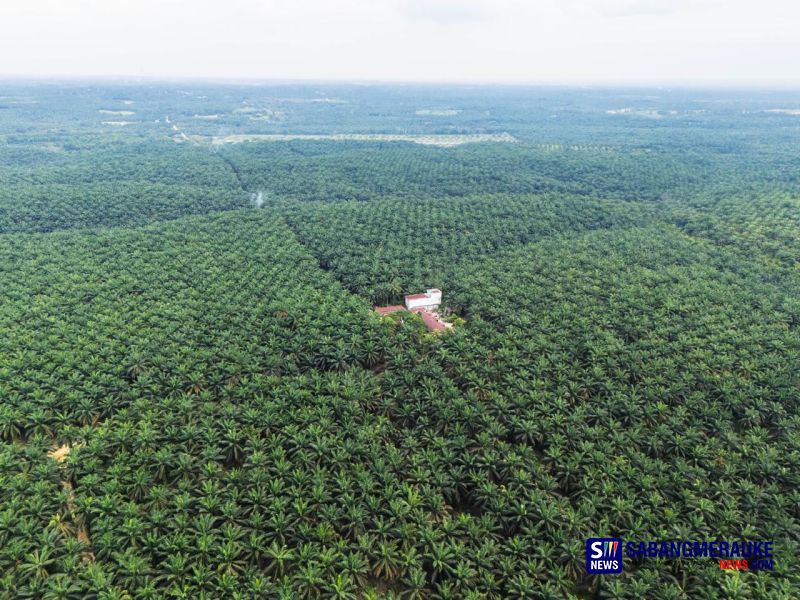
[374, 305, 405, 315]
[405, 289, 442, 303]
[412, 308, 449, 332]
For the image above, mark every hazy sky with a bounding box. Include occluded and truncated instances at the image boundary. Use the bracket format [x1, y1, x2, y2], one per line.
[1, 0, 799, 85]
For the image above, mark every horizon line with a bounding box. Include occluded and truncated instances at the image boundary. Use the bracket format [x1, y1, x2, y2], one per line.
[1, 73, 800, 91]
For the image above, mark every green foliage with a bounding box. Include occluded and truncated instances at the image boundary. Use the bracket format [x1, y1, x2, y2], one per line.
[1, 82, 799, 598]
[279, 193, 654, 305]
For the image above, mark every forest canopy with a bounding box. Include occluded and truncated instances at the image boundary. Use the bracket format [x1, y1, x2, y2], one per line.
[0, 82, 798, 599]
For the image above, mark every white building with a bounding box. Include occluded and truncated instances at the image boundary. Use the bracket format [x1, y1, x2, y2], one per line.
[405, 288, 442, 311]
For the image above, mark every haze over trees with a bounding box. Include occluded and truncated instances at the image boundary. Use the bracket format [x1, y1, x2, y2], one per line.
[0, 82, 798, 599]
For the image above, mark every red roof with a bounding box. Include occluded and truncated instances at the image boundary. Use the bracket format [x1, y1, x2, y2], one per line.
[413, 308, 447, 332]
[375, 305, 405, 315]
[405, 293, 430, 301]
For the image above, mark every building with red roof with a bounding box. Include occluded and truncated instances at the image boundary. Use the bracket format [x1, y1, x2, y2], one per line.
[412, 308, 450, 332]
[375, 289, 452, 333]
[374, 305, 405, 316]
[404, 288, 442, 311]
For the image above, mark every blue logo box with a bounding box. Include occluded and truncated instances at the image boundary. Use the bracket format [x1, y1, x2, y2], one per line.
[586, 538, 623, 574]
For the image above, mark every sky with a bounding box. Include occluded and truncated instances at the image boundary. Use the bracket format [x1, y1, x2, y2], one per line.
[1, 0, 799, 85]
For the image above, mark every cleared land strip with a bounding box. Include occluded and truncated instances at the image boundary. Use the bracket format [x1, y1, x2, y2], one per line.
[182, 132, 518, 147]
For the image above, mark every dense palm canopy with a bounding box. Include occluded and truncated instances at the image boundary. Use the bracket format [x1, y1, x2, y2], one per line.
[0, 82, 798, 598]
